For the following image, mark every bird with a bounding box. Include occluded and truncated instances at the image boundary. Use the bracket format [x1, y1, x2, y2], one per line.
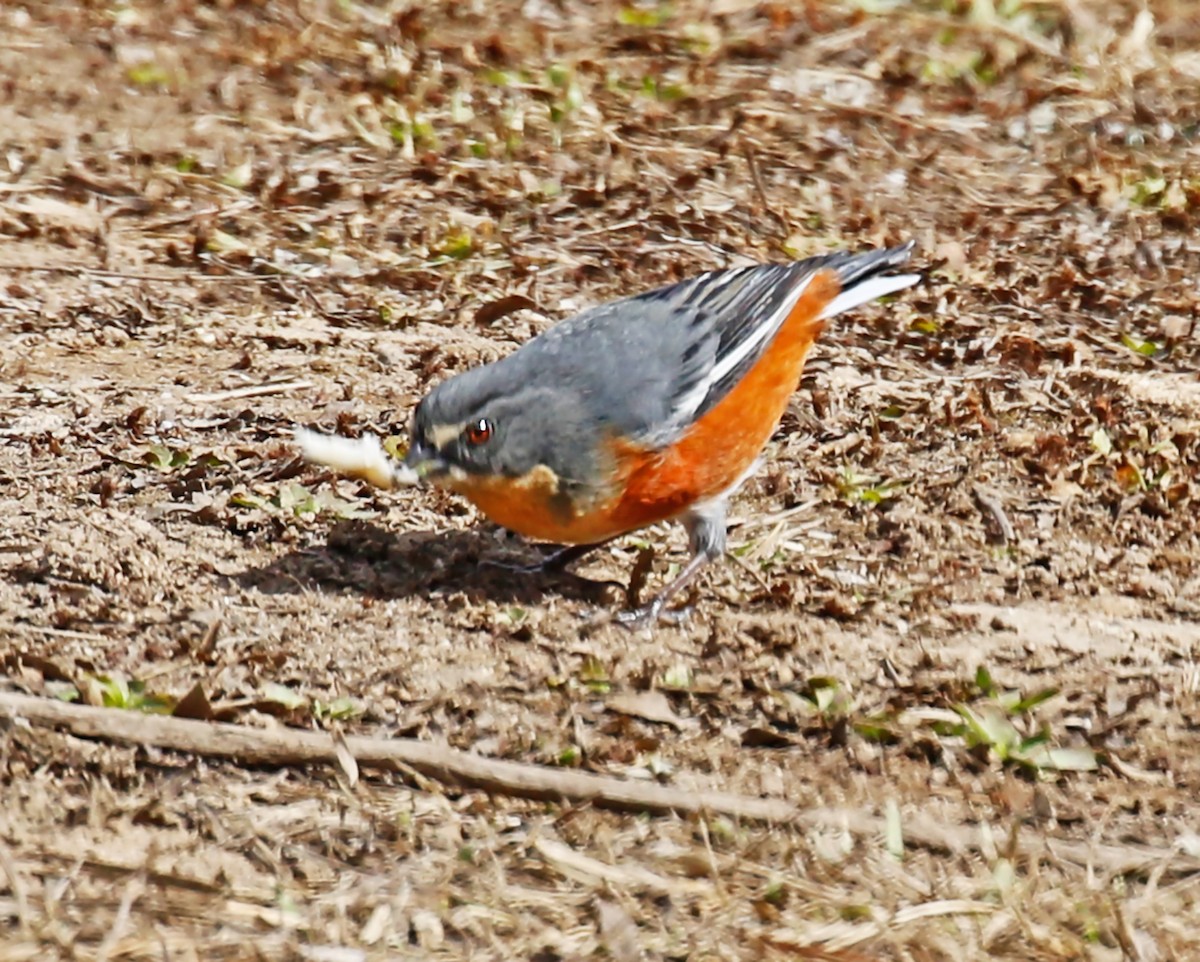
[403, 241, 920, 626]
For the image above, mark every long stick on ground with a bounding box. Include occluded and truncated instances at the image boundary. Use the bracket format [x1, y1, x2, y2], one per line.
[0, 691, 794, 822]
[4, 692, 1199, 879]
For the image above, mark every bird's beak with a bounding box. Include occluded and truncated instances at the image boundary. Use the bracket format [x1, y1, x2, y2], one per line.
[403, 439, 451, 483]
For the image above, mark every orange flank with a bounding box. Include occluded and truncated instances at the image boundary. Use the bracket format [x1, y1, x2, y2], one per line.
[446, 269, 837, 545]
[607, 269, 833, 532]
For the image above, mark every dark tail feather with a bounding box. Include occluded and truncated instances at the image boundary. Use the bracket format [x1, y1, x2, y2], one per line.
[814, 240, 920, 321]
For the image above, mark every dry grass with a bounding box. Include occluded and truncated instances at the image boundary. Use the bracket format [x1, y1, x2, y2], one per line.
[2, 0, 1199, 958]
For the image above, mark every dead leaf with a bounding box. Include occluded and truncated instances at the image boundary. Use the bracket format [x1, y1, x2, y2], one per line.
[472, 293, 538, 326]
[1161, 314, 1193, 341]
[933, 240, 967, 272]
[741, 726, 799, 748]
[596, 898, 643, 962]
[606, 690, 686, 730]
[172, 682, 214, 721]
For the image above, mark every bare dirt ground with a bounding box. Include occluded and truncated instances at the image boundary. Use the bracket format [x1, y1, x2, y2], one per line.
[2, 1, 1199, 959]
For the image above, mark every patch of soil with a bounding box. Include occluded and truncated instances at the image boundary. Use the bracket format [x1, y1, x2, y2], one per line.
[2, 1, 1198, 958]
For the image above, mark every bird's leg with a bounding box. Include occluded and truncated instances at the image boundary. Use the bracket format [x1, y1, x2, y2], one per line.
[484, 539, 617, 581]
[521, 541, 610, 574]
[616, 501, 727, 630]
[615, 550, 712, 628]
[483, 538, 623, 602]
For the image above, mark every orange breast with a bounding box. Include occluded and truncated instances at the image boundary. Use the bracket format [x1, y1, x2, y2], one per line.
[449, 270, 836, 545]
[446, 465, 629, 545]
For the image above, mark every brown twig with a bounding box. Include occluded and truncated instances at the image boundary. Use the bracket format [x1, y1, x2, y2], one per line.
[971, 484, 1016, 545]
[0, 839, 32, 936]
[742, 142, 790, 239]
[94, 874, 144, 962]
[909, 11, 1070, 65]
[185, 379, 313, 404]
[0, 691, 794, 822]
[799, 808, 1200, 880]
[0, 263, 284, 283]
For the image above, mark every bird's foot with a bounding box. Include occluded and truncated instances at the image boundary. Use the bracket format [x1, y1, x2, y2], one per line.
[613, 597, 694, 631]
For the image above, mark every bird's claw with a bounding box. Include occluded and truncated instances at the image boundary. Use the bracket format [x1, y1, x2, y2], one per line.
[614, 600, 693, 631]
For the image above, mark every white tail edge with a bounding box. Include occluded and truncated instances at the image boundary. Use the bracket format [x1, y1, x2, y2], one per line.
[819, 273, 921, 321]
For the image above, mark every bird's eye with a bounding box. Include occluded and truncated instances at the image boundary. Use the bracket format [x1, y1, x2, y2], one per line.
[464, 418, 493, 445]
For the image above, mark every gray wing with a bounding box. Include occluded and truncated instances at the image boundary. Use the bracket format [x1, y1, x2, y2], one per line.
[618, 261, 822, 446]
[460, 242, 918, 450]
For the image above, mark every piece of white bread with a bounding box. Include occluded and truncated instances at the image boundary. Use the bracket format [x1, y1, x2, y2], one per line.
[294, 428, 419, 489]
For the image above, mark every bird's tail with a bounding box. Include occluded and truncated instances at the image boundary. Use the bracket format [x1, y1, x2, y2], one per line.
[815, 240, 920, 321]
